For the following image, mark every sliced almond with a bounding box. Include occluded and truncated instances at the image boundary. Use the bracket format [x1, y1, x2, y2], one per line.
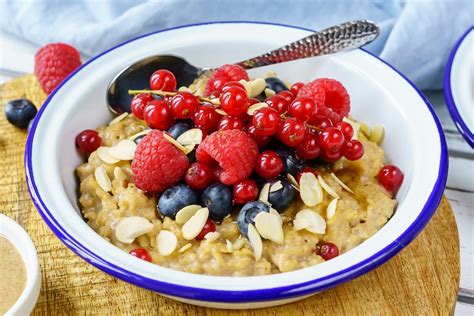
[156, 230, 178, 256]
[204, 231, 220, 242]
[162, 132, 189, 153]
[258, 183, 271, 203]
[264, 88, 276, 97]
[269, 180, 283, 193]
[299, 172, 323, 206]
[115, 216, 153, 244]
[247, 102, 268, 115]
[343, 117, 361, 140]
[177, 128, 203, 146]
[255, 212, 284, 244]
[239, 79, 252, 96]
[359, 122, 370, 137]
[269, 208, 283, 226]
[294, 209, 326, 234]
[247, 223, 262, 261]
[210, 98, 221, 105]
[287, 173, 299, 189]
[214, 108, 227, 116]
[318, 175, 340, 199]
[178, 243, 192, 253]
[226, 239, 234, 252]
[330, 173, 353, 193]
[293, 216, 310, 231]
[326, 199, 338, 219]
[178, 86, 192, 92]
[108, 140, 137, 161]
[183, 144, 196, 154]
[128, 129, 151, 141]
[97, 147, 120, 164]
[233, 238, 247, 251]
[175, 204, 202, 225]
[249, 78, 266, 97]
[94, 166, 112, 192]
[109, 112, 128, 125]
[370, 124, 385, 144]
[182, 208, 209, 240]
[114, 167, 128, 185]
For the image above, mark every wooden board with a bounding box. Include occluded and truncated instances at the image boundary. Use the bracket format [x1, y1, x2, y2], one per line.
[0, 75, 460, 315]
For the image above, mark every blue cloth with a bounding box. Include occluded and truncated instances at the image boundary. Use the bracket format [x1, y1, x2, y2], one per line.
[0, 0, 472, 89]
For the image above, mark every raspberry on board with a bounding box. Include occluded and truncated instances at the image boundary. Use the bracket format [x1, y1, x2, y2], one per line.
[196, 129, 258, 185]
[131, 130, 189, 192]
[204, 64, 249, 96]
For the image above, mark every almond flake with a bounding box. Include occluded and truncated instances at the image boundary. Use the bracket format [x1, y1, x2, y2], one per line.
[369, 124, 384, 144]
[330, 173, 354, 193]
[269, 208, 283, 226]
[318, 175, 340, 199]
[299, 172, 323, 206]
[287, 173, 299, 189]
[182, 144, 196, 154]
[175, 204, 202, 225]
[258, 183, 271, 203]
[128, 129, 151, 141]
[247, 223, 263, 261]
[162, 132, 189, 153]
[204, 231, 220, 242]
[94, 166, 112, 192]
[255, 212, 284, 244]
[293, 216, 310, 231]
[326, 198, 338, 219]
[177, 128, 203, 146]
[269, 180, 283, 192]
[249, 78, 266, 97]
[115, 216, 153, 244]
[109, 112, 128, 125]
[293, 209, 326, 234]
[178, 86, 192, 92]
[108, 140, 137, 160]
[359, 122, 370, 137]
[226, 239, 234, 252]
[264, 88, 276, 97]
[97, 147, 120, 164]
[246, 102, 268, 115]
[178, 243, 192, 253]
[156, 230, 178, 256]
[233, 238, 247, 251]
[114, 167, 128, 186]
[239, 79, 252, 96]
[214, 108, 227, 116]
[182, 208, 209, 240]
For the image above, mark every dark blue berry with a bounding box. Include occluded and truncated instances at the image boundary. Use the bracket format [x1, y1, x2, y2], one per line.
[132, 131, 151, 144]
[265, 77, 289, 94]
[4, 99, 37, 129]
[237, 201, 270, 237]
[157, 184, 198, 219]
[167, 122, 192, 139]
[201, 183, 233, 221]
[268, 179, 296, 213]
[275, 148, 304, 175]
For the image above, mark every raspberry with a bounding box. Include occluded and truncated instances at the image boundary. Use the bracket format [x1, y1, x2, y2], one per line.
[298, 78, 350, 123]
[196, 130, 257, 185]
[34, 43, 82, 94]
[132, 131, 189, 192]
[204, 64, 249, 96]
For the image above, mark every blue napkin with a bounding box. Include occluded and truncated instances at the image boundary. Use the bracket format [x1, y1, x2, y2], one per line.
[0, 0, 472, 89]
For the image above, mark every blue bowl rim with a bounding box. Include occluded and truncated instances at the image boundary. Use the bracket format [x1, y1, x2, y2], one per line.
[24, 21, 448, 303]
[443, 25, 474, 148]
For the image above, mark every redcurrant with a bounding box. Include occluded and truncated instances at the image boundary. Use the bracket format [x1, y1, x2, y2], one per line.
[233, 179, 258, 204]
[265, 95, 289, 115]
[252, 107, 281, 136]
[170, 92, 199, 119]
[195, 219, 217, 240]
[378, 165, 404, 197]
[207, 76, 229, 95]
[290, 82, 305, 95]
[218, 115, 245, 131]
[289, 97, 318, 122]
[219, 86, 249, 117]
[309, 116, 333, 130]
[149, 69, 176, 91]
[129, 248, 152, 262]
[296, 133, 321, 159]
[222, 81, 246, 92]
[193, 106, 221, 133]
[255, 150, 284, 179]
[318, 127, 345, 152]
[246, 124, 271, 147]
[130, 93, 154, 120]
[277, 90, 295, 103]
[316, 242, 339, 260]
[335, 121, 354, 141]
[143, 100, 175, 130]
[185, 162, 215, 190]
[75, 129, 101, 155]
[320, 149, 342, 163]
[278, 117, 306, 147]
[341, 139, 364, 161]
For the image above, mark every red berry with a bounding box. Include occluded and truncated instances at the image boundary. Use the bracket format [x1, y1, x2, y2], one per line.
[208, 90, 221, 99]
[255, 150, 283, 179]
[170, 92, 199, 119]
[149, 69, 176, 91]
[222, 81, 246, 92]
[219, 86, 249, 117]
[130, 93, 154, 120]
[196, 130, 258, 185]
[289, 97, 318, 122]
[132, 130, 189, 192]
[341, 140, 364, 161]
[144, 100, 175, 130]
[218, 116, 245, 131]
[290, 82, 305, 95]
[309, 116, 333, 130]
[246, 124, 271, 147]
[195, 219, 217, 240]
[296, 133, 321, 159]
[277, 90, 295, 104]
[185, 162, 214, 190]
[265, 95, 289, 115]
[320, 150, 342, 163]
[296, 167, 319, 183]
[252, 107, 281, 136]
[335, 121, 354, 140]
[278, 117, 306, 147]
[193, 106, 221, 133]
[129, 248, 152, 262]
[378, 165, 404, 197]
[316, 242, 339, 260]
[233, 179, 258, 204]
[75, 129, 101, 155]
[206, 76, 229, 96]
[204, 64, 249, 96]
[318, 127, 345, 152]
[249, 98, 260, 105]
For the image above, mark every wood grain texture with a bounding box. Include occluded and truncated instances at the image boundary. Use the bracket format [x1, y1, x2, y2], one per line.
[0, 75, 460, 315]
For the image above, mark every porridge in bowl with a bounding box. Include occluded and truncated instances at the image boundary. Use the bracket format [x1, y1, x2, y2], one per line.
[75, 65, 403, 276]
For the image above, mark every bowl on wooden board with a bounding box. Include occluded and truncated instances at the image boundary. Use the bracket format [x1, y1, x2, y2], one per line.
[24, 22, 448, 308]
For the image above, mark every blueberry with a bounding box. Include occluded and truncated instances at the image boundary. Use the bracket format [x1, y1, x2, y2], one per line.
[268, 179, 296, 213]
[4, 99, 37, 129]
[237, 201, 270, 237]
[265, 77, 289, 94]
[187, 148, 197, 163]
[133, 133, 147, 144]
[201, 183, 233, 221]
[167, 122, 192, 139]
[157, 184, 198, 219]
[275, 148, 304, 175]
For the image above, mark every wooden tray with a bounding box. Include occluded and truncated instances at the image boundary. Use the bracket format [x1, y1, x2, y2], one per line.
[0, 75, 460, 315]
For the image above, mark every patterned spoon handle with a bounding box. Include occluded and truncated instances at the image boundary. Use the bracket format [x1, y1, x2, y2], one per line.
[235, 20, 379, 69]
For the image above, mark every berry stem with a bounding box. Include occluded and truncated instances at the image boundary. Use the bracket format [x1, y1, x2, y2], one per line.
[128, 89, 218, 105]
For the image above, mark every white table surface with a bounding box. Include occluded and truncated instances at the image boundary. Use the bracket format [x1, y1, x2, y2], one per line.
[1, 30, 473, 315]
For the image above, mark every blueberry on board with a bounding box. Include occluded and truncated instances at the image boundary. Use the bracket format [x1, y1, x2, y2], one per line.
[157, 184, 198, 219]
[237, 201, 270, 237]
[167, 122, 192, 139]
[4, 99, 37, 129]
[201, 183, 233, 221]
[265, 77, 289, 94]
[268, 179, 296, 213]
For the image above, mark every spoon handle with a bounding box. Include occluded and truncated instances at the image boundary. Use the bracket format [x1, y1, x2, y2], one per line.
[235, 20, 379, 70]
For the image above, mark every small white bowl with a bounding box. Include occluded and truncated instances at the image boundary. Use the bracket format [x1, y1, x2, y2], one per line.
[0, 214, 41, 315]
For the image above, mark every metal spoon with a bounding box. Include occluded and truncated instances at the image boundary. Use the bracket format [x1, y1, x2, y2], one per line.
[107, 20, 379, 114]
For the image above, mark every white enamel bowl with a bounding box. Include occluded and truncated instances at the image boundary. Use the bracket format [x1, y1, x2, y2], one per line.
[25, 22, 447, 309]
